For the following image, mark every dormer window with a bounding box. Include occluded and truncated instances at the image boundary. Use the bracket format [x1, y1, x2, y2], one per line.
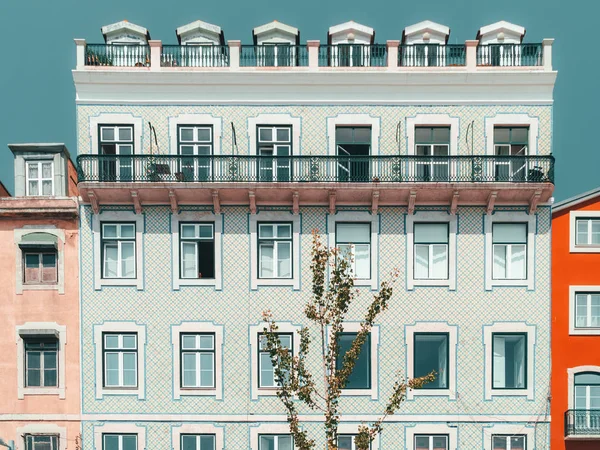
[26, 161, 54, 196]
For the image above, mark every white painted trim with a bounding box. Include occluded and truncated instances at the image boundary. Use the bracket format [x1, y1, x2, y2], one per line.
[568, 366, 600, 409]
[483, 424, 535, 450]
[14, 227, 65, 295]
[15, 424, 67, 450]
[483, 322, 536, 400]
[484, 114, 539, 155]
[406, 114, 459, 155]
[93, 321, 146, 399]
[249, 322, 302, 400]
[337, 423, 381, 450]
[484, 211, 535, 291]
[405, 322, 457, 400]
[248, 114, 302, 155]
[171, 322, 224, 400]
[327, 114, 380, 157]
[89, 113, 143, 155]
[15, 322, 67, 399]
[93, 422, 146, 450]
[249, 211, 301, 290]
[250, 423, 297, 450]
[569, 211, 600, 253]
[405, 423, 457, 450]
[171, 212, 223, 290]
[93, 211, 144, 290]
[168, 114, 222, 156]
[569, 286, 600, 335]
[172, 423, 225, 450]
[328, 211, 380, 290]
[406, 211, 457, 290]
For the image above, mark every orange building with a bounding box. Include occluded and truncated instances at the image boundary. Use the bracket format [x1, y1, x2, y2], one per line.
[552, 188, 600, 449]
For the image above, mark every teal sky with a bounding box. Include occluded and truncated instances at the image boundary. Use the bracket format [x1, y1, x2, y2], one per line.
[0, 0, 596, 200]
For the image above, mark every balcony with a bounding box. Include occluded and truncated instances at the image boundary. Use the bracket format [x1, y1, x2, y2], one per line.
[565, 410, 600, 439]
[477, 43, 543, 67]
[318, 44, 387, 67]
[399, 44, 466, 67]
[85, 44, 150, 67]
[240, 45, 308, 67]
[76, 154, 554, 214]
[161, 45, 229, 67]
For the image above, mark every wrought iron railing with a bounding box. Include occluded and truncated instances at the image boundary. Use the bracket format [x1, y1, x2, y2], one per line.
[239, 45, 309, 67]
[318, 44, 388, 67]
[85, 44, 150, 67]
[565, 410, 600, 437]
[160, 45, 229, 67]
[477, 43, 543, 67]
[77, 154, 554, 184]
[399, 44, 466, 67]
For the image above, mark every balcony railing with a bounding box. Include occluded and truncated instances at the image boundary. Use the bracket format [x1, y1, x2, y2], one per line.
[565, 410, 600, 437]
[239, 45, 309, 67]
[160, 45, 229, 67]
[85, 44, 150, 67]
[477, 43, 543, 67]
[399, 44, 466, 67]
[318, 44, 388, 67]
[77, 154, 554, 184]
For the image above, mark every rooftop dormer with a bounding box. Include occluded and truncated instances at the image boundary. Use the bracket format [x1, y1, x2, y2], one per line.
[402, 20, 450, 45]
[176, 20, 225, 45]
[101, 20, 150, 44]
[252, 21, 299, 45]
[328, 21, 375, 45]
[477, 21, 525, 45]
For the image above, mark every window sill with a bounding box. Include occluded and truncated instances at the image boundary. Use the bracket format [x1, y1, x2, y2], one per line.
[176, 387, 219, 398]
[256, 387, 280, 397]
[488, 388, 530, 398]
[340, 388, 377, 399]
[488, 278, 532, 290]
[21, 387, 65, 398]
[21, 284, 59, 291]
[570, 328, 600, 336]
[174, 278, 221, 290]
[252, 278, 300, 290]
[408, 278, 455, 290]
[411, 388, 455, 399]
[98, 387, 143, 398]
[353, 278, 377, 289]
[95, 278, 143, 290]
[570, 246, 600, 254]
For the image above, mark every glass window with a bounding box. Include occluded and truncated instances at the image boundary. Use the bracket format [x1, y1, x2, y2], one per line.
[414, 223, 449, 280]
[257, 126, 292, 182]
[101, 223, 136, 279]
[492, 223, 527, 280]
[26, 161, 54, 196]
[258, 333, 292, 388]
[181, 333, 215, 388]
[180, 223, 215, 279]
[259, 434, 293, 450]
[574, 372, 600, 410]
[576, 219, 600, 246]
[415, 435, 448, 450]
[493, 127, 529, 182]
[103, 333, 138, 388]
[414, 333, 448, 389]
[178, 125, 213, 182]
[24, 339, 58, 388]
[258, 223, 292, 279]
[336, 223, 371, 279]
[25, 435, 59, 450]
[492, 333, 527, 389]
[336, 126, 371, 182]
[415, 127, 450, 182]
[181, 434, 216, 450]
[23, 252, 57, 285]
[492, 435, 526, 450]
[575, 293, 600, 329]
[103, 434, 137, 450]
[337, 435, 367, 450]
[336, 333, 371, 390]
[99, 125, 134, 182]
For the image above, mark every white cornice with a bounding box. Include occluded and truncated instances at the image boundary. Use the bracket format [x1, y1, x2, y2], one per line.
[73, 70, 557, 105]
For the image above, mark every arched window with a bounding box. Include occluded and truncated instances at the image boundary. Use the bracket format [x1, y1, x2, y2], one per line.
[574, 372, 600, 410]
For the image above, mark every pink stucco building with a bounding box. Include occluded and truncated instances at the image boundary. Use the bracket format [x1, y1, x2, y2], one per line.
[0, 144, 79, 450]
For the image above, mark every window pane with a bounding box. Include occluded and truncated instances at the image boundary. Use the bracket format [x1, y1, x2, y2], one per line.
[122, 435, 137, 450]
[199, 435, 215, 450]
[493, 245, 507, 279]
[432, 436, 448, 449]
[414, 245, 429, 279]
[200, 353, 214, 387]
[414, 334, 448, 388]
[42, 253, 56, 268]
[180, 128, 194, 142]
[277, 242, 291, 278]
[182, 335, 197, 349]
[494, 127, 510, 143]
[28, 180, 39, 196]
[415, 127, 431, 142]
[414, 223, 448, 244]
[182, 242, 198, 278]
[278, 334, 292, 349]
[259, 243, 274, 278]
[121, 242, 135, 278]
[276, 224, 291, 239]
[104, 244, 118, 278]
[42, 162, 53, 178]
[354, 244, 370, 279]
[259, 128, 273, 142]
[431, 244, 448, 279]
[183, 353, 197, 387]
[259, 352, 275, 387]
[336, 333, 370, 389]
[432, 127, 450, 143]
[593, 220, 600, 245]
[103, 224, 118, 238]
[276, 128, 291, 142]
[493, 334, 526, 389]
[182, 435, 197, 450]
[44, 350, 57, 369]
[258, 224, 274, 239]
[42, 180, 53, 195]
[181, 224, 197, 238]
[103, 435, 119, 450]
[511, 436, 525, 450]
[574, 372, 600, 385]
[199, 224, 214, 239]
[576, 294, 588, 328]
[199, 335, 214, 350]
[25, 253, 40, 268]
[353, 127, 371, 143]
[509, 244, 526, 279]
[197, 128, 212, 142]
[335, 127, 353, 143]
[120, 224, 135, 238]
[592, 295, 600, 327]
[259, 436, 275, 450]
[105, 334, 119, 349]
[278, 435, 293, 450]
[122, 353, 137, 386]
[511, 127, 529, 143]
[122, 335, 136, 349]
[337, 223, 370, 243]
[337, 436, 353, 450]
[493, 223, 527, 243]
[105, 353, 120, 386]
[28, 163, 39, 179]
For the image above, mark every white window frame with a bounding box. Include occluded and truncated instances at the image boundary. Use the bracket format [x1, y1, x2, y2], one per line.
[172, 423, 224, 450]
[405, 322, 457, 400]
[25, 160, 54, 196]
[15, 322, 66, 399]
[172, 322, 224, 400]
[169, 114, 223, 156]
[249, 322, 301, 400]
[93, 423, 145, 450]
[327, 114, 380, 158]
[406, 424, 457, 450]
[250, 211, 300, 290]
[485, 114, 539, 156]
[485, 211, 535, 290]
[569, 286, 600, 335]
[103, 333, 138, 389]
[101, 223, 137, 279]
[335, 423, 380, 450]
[570, 211, 600, 253]
[328, 211, 379, 290]
[258, 223, 293, 279]
[14, 227, 66, 295]
[406, 211, 457, 290]
[172, 211, 223, 290]
[94, 322, 146, 399]
[483, 322, 535, 399]
[568, 365, 600, 409]
[93, 211, 144, 290]
[89, 113, 143, 155]
[491, 223, 528, 281]
[250, 424, 299, 450]
[16, 424, 67, 450]
[248, 114, 301, 156]
[483, 424, 534, 450]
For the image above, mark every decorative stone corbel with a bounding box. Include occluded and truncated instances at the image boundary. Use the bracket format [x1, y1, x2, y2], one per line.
[371, 190, 380, 215]
[130, 190, 142, 215]
[450, 191, 459, 215]
[292, 191, 299, 215]
[212, 190, 221, 215]
[407, 190, 417, 215]
[249, 191, 257, 215]
[529, 190, 542, 214]
[88, 190, 100, 215]
[168, 189, 179, 214]
[486, 191, 498, 215]
[328, 191, 337, 215]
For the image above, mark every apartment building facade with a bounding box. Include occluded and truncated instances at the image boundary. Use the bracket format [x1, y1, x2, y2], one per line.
[74, 19, 556, 450]
[0, 144, 80, 450]
[551, 188, 600, 450]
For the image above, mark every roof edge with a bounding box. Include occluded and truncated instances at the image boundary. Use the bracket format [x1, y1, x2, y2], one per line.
[553, 187, 600, 213]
